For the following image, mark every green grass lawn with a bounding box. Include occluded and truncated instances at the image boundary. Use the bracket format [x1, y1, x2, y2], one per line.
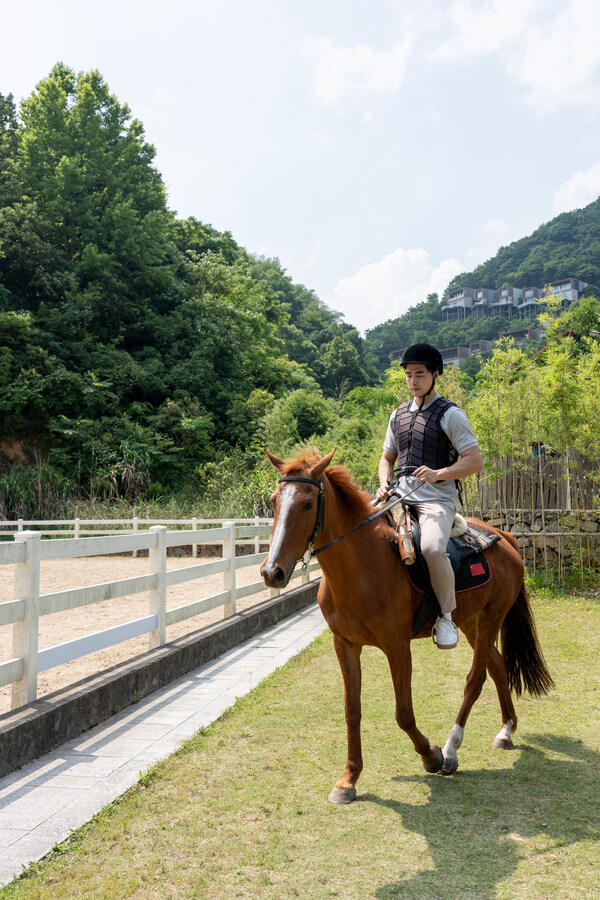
[3, 589, 600, 900]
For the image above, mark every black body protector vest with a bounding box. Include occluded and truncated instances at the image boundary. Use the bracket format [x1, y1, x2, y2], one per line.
[392, 396, 459, 474]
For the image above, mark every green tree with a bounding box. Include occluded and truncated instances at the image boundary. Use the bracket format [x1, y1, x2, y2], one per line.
[0, 92, 19, 205]
[562, 295, 600, 338]
[260, 388, 338, 454]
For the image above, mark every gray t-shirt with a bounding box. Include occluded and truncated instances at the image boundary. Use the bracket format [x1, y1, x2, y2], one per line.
[383, 392, 478, 510]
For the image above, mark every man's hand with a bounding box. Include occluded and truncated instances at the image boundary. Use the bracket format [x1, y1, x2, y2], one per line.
[375, 484, 393, 502]
[413, 465, 440, 484]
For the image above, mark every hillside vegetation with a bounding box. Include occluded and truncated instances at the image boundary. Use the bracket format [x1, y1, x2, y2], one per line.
[2, 64, 600, 520]
[363, 200, 600, 369]
[0, 65, 376, 513]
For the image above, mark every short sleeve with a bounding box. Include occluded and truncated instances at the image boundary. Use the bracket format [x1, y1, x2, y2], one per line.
[440, 406, 478, 455]
[383, 412, 397, 454]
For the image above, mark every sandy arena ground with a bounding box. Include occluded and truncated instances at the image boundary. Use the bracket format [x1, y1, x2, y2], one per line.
[0, 553, 282, 717]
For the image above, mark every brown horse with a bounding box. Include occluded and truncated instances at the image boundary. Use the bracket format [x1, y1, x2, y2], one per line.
[260, 448, 554, 804]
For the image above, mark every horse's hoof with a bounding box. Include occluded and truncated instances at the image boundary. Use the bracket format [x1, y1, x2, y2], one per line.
[423, 746, 444, 774]
[441, 757, 458, 775]
[328, 786, 356, 804]
[492, 736, 514, 750]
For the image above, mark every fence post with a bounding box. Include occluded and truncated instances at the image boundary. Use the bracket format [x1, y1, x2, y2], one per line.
[132, 516, 139, 558]
[18, 519, 23, 532]
[12, 531, 41, 709]
[74, 517, 80, 540]
[148, 525, 167, 648]
[192, 517, 198, 558]
[254, 516, 260, 554]
[223, 521, 237, 617]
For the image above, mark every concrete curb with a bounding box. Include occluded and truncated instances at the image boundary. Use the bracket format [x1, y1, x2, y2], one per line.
[0, 581, 320, 778]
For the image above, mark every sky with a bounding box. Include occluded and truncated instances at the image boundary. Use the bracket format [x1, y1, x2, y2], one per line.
[3, 0, 600, 333]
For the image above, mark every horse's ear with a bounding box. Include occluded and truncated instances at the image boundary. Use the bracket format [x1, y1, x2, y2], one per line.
[263, 448, 286, 473]
[310, 447, 337, 481]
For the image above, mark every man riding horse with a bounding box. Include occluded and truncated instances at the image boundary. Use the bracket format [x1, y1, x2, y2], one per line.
[376, 342, 483, 650]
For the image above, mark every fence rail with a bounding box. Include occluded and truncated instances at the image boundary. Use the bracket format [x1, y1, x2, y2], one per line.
[0, 521, 318, 712]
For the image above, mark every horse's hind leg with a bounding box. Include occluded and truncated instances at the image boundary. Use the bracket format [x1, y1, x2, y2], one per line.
[461, 624, 518, 748]
[441, 621, 517, 774]
[329, 635, 364, 804]
[486, 644, 517, 748]
[441, 620, 500, 774]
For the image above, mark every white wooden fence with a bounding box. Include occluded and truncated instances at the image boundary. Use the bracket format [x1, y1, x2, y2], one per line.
[0, 517, 271, 557]
[0, 522, 318, 712]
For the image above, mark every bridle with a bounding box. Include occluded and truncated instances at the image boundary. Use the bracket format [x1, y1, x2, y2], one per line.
[277, 475, 325, 567]
[276, 471, 422, 569]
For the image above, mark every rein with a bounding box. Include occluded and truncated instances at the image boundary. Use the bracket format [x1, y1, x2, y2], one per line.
[276, 472, 422, 569]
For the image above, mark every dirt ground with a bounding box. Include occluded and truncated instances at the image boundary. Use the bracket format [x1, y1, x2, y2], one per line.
[0, 553, 278, 717]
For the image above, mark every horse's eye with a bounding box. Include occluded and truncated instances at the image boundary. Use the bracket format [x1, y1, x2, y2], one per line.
[304, 501, 314, 511]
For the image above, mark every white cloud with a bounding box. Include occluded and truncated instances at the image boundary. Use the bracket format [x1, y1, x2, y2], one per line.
[434, 0, 600, 111]
[332, 248, 465, 333]
[552, 164, 600, 214]
[306, 35, 413, 107]
[434, 0, 539, 60]
[505, 0, 600, 110]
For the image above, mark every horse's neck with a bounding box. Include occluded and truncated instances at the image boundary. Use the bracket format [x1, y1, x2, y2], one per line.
[314, 480, 373, 567]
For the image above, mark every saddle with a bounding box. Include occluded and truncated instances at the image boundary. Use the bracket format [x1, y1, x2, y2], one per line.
[391, 506, 500, 637]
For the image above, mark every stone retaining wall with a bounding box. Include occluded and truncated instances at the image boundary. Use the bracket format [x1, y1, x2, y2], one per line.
[477, 510, 600, 569]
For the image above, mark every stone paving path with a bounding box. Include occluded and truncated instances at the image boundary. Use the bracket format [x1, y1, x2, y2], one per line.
[0, 602, 328, 888]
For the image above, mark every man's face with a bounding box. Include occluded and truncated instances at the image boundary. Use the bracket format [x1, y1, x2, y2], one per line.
[404, 363, 437, 396]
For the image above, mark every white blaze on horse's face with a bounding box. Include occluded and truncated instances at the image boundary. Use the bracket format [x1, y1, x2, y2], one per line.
[260, 482, 317, 589]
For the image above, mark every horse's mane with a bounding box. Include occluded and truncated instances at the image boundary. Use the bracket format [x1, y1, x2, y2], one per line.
[327, 465, 374, 517]
[281, 451, 373, 519]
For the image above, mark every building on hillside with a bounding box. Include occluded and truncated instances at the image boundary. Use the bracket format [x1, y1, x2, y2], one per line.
[469, 339, 494, 354]
[516, 286, 545, 319]
[549, 278, 588, 307]
[440, 287, 475, 322]
[440, 277, 587, 324]
[499, 328, 539, 345]
[470, 288, 498, 320]
[441, 346, 471, 367]
[488, 285, 522, 319]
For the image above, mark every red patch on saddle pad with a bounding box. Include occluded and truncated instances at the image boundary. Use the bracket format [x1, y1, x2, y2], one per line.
[470, 562, 485, 576]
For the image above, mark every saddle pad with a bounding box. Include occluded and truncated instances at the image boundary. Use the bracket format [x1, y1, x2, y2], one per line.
[406, 548, 492, 595]
[451, 521, 500, 557]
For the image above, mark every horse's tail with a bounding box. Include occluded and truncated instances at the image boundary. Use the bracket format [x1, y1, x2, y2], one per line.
[501, 581, 555, 698]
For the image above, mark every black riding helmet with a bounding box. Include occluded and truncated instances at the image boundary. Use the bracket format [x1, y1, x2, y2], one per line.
[400, 342, 444, 375]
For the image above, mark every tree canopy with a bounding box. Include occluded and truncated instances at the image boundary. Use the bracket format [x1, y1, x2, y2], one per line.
[0, 65, 376, 504]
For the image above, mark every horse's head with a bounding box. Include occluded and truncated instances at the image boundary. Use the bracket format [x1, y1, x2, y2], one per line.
[260, 448, 336, 589]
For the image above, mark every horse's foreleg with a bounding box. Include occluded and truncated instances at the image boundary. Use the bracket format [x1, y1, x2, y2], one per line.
[387, 646, 444, 774]
[329, 635, 363, 804]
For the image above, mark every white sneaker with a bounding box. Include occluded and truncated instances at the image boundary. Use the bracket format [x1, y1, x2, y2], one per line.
[432, 615, 458, 649]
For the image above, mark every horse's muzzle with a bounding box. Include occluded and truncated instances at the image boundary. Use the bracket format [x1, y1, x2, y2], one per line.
[260, 560, 292, 589]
